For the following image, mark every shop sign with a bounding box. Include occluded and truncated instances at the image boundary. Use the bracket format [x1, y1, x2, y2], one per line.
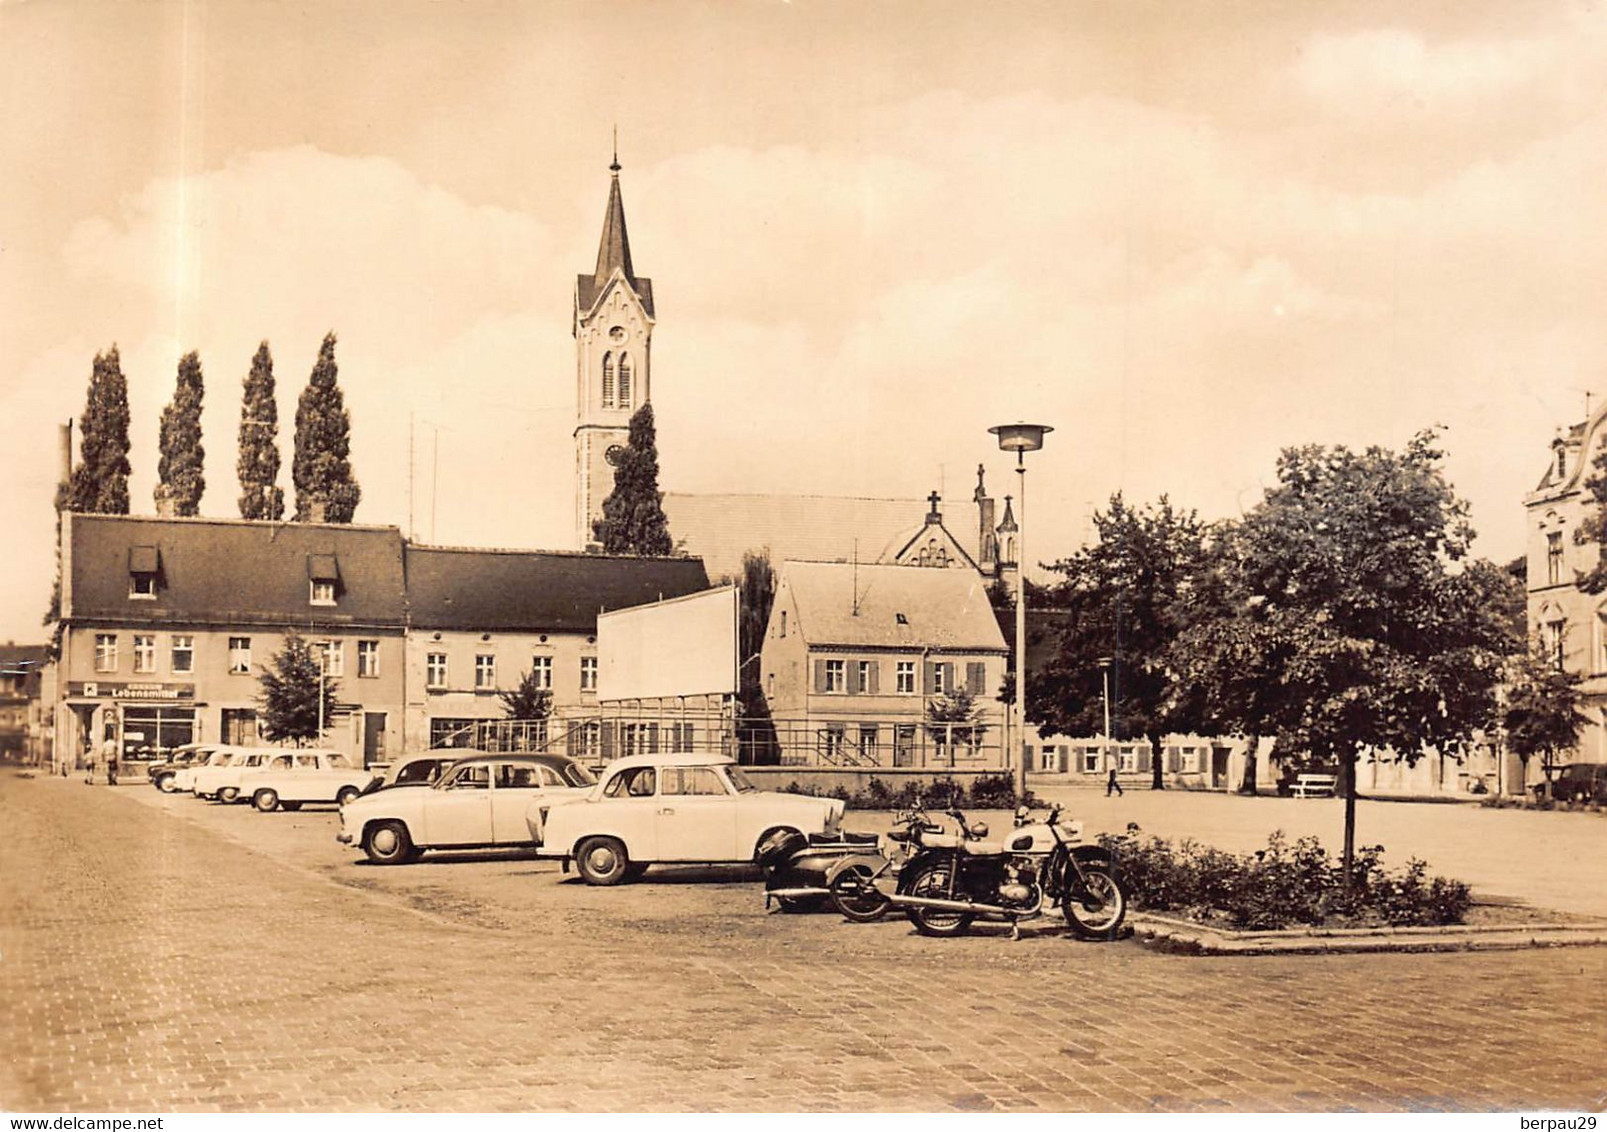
[69, 681, 195, 702]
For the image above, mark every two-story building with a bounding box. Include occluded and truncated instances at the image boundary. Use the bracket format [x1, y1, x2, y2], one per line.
[0, 642, 48, 764]
[403, 544, 710, 753]
[56, 513, 408, 770]
[760, 560, 1009, 767]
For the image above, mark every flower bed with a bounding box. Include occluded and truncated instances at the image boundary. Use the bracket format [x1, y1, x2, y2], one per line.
[1099, 824, 1471, 930]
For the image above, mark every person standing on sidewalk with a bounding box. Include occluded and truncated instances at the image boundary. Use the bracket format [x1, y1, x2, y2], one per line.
[103, 737, 120, 785]
[83, 742, 98, 785]
[1106, 766, 1124, 797]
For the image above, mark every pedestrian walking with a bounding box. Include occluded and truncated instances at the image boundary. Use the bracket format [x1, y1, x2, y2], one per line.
[103, 737, 120, 786]
[83, 745, 97, 785]
[1106, 766, 1124, 797]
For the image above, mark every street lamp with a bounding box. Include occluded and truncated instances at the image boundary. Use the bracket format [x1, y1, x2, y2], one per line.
[989, 421, 1053, 801]
[1098, 656, 1114, 776]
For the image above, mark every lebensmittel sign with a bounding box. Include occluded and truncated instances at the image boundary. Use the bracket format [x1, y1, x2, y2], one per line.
[68, 681, 195, 701]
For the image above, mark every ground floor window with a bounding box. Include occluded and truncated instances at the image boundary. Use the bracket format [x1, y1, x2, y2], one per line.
[120, 706, 195, 762]
[221, 708, 258, 745]
[668, 721, 695, 753]
[1118, 747, 1138, 773]
[430, 717, 478, 749]
[1082, 748, 1101, 773]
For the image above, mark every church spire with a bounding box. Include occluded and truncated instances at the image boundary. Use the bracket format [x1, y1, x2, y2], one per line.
[594, 148, 635, 286]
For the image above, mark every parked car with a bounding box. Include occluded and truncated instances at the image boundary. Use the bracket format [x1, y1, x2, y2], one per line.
[171, 746, 238, 794]
[356, 752, 463, 797]
[190, 746, 295, 802]
[1543, 762, 1607, 804]
[337, 753, 596, 864]
[149, 744, 216, 792]
[531, 753, 845, 885]
[234, 750, 371, 812]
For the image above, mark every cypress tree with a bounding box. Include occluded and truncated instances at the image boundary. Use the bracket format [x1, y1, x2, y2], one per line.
[238, 341, 285, 520]
[67, 346, 132, 514]
[593, 402, 673, 555]
[292, 332, 361, 523]
[155, 351, 206, 516]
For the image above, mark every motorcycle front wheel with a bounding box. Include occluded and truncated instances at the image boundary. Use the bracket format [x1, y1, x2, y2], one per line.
[830, 864, 890, 923]
[1064, 865, 1128, 940]
[904, 861, 974, 938]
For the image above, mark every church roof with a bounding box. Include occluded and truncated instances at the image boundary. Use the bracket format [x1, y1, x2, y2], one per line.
[782, 561, 1007, 652]
[662, 492, 926, 583]
[576, 162, 655, 319]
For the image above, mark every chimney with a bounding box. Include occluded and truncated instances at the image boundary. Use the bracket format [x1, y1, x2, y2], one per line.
[154, 490, 176, 519]
[58, 420, 73, 487]
[306, 500, 328, 523]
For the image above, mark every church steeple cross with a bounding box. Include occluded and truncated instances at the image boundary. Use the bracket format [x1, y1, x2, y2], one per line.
[926, 490, 942, 523]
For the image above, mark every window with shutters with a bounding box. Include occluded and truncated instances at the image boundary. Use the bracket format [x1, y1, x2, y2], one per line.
[602, 353, 615, 407]
[896, 661, 915, 694]
[856, 660, 874, 694]
[824, 659, 845, 693]
[932, 664, 948, 695]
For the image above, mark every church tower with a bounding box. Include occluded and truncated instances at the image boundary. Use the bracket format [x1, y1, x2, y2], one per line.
[574, 151, 655, 549]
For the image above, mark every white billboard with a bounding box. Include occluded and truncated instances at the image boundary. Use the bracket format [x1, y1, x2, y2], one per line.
[597, 585, 738, 702]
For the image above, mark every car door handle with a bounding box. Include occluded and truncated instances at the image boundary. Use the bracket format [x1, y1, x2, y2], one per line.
[659, 807, 675, 815]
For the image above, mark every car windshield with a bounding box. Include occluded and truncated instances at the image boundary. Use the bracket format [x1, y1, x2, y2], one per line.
[559, 762, 597, 788]
[724, 766, 758, 793]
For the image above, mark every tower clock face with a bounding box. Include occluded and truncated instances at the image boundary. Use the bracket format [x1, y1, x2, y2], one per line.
[604, 444, 625, 467]
[608, 326, 626, 343]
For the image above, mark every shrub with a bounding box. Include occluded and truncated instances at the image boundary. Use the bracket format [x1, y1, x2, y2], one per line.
[774, 775, 1032, 810]
[1098, 825, 1471, 929]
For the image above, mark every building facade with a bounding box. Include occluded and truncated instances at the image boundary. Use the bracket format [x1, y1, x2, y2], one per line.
[56, 514, 408, 771]
[0, 643, 48, 764]
[574, 154, 655, 549]
[761, 561, 1009, 767]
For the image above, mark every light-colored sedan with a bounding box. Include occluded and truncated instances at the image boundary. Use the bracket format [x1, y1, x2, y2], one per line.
[337, 753, 595, 864]
[171, 746, 234, 794]
[531, 753, 844, 885]
[190, 746, 299, 802]
[236, 750, 373, 812]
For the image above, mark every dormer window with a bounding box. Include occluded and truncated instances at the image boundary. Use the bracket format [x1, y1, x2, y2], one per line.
[128, 545, 160, 599]
[1558, 447, 1568, 479]
[307, 553, 340, 606]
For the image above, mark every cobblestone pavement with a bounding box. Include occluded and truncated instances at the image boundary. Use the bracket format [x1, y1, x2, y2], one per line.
[3, 774, 1605, 1113]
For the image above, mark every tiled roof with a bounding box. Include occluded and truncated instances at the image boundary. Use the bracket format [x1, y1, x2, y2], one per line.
[662, 492, 929, 583]
[576, 273, 655, 321]
[782, 561, 1007, 652]
[67, 514, 406, 628]
[406, 545, 709, 632]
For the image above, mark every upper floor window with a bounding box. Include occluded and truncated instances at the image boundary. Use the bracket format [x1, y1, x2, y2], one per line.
[1548, 531, 1564, 586]
[426, 652, 448, 689]
[128, 545, 159, 599]
[94, 634, 117, 673]
[475, 654, 497, 690]
[357, 640, 379, 679]
[618, 354, 633, 409]
[896, 661, 916, 695]
[580, 655, 598, 693]
[856, 660, 875, 694]
[228, 637, 251, 674]
[170, 635, 194, 675]
[602, 353, 616, 408]
[931, 664, 949, 695]
[1544, 618, 1566, 670]
[132, 634, 155, 674]
[824, 659, 845, 693]
[316, 640, 344, 677]
[530, 655, 553, 690]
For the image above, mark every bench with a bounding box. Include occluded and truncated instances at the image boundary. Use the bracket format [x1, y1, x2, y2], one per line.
[1291, 773, 1337, 799]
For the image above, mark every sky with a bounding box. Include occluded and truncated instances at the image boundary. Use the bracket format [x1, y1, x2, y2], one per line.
[3, 0, 1605, 643]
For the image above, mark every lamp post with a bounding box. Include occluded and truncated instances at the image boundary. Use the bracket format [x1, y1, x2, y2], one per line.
[989, 421, 1053, 801]
[1098, 655, 1114, 775]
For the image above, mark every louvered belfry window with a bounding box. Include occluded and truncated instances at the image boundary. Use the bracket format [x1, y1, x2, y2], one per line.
[602, 353, 615, 407]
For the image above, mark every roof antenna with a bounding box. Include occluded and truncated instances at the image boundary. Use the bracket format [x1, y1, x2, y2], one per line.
[852, 540, 860, 616]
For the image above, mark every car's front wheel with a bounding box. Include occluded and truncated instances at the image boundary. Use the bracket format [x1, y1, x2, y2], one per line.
[363, 820, 416, 865]
[218, 787, 239, 803]
[154, 773, 177, 793]
[252, 788, 280, 813]
[575, 836, 631, 886]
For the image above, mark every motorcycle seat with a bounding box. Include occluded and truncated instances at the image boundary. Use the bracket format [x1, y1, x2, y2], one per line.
[921, 832, 969, 850]
[960, 839, 1006, 856]
[808, 831, 879, 847]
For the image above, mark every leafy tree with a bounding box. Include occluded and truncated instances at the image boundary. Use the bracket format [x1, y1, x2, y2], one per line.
[1573, 442, 1607, 593]
[238, 341, 285, 520]
[1031, 494, 1211, 789]
[1503, 644, 1586, 800]
[66, 346, 132, 514]
[155, 351, 205, 516]
[1225, 429, 1519, 872]
[293, 332, 361, 523]
[593, 403, 673, 555]
[926, 685, 986, 755]
[500, 670, 554, 721]
[258, 632, 339, 745]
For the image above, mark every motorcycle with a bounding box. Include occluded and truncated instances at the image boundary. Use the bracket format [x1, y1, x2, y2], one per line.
[882, 799, 1128, 940]
[823, 801, 947, 923]
[759, 825, 883, 913]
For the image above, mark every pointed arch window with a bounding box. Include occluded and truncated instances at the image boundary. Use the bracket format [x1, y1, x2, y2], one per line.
[602, 353, 616, 408]
[619, 354, 634, 409]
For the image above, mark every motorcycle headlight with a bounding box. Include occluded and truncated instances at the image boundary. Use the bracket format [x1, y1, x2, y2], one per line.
[968, 821, 989, 839]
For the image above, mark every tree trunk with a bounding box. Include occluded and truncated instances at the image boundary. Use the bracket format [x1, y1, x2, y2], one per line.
[1149, 733, 1165, 790]
[1238, 734, 1260, 795]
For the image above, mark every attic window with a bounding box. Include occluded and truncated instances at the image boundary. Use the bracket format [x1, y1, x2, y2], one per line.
[896, 613, 908, 625]
[128, 546, 160, 599]
[308, 554, 340, 606]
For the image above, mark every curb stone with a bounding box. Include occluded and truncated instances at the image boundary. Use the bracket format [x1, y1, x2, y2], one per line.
[1129, 911, 1607, 955]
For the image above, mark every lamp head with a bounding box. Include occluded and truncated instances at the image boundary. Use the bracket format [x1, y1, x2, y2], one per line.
[989, 422, 1052, 454]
